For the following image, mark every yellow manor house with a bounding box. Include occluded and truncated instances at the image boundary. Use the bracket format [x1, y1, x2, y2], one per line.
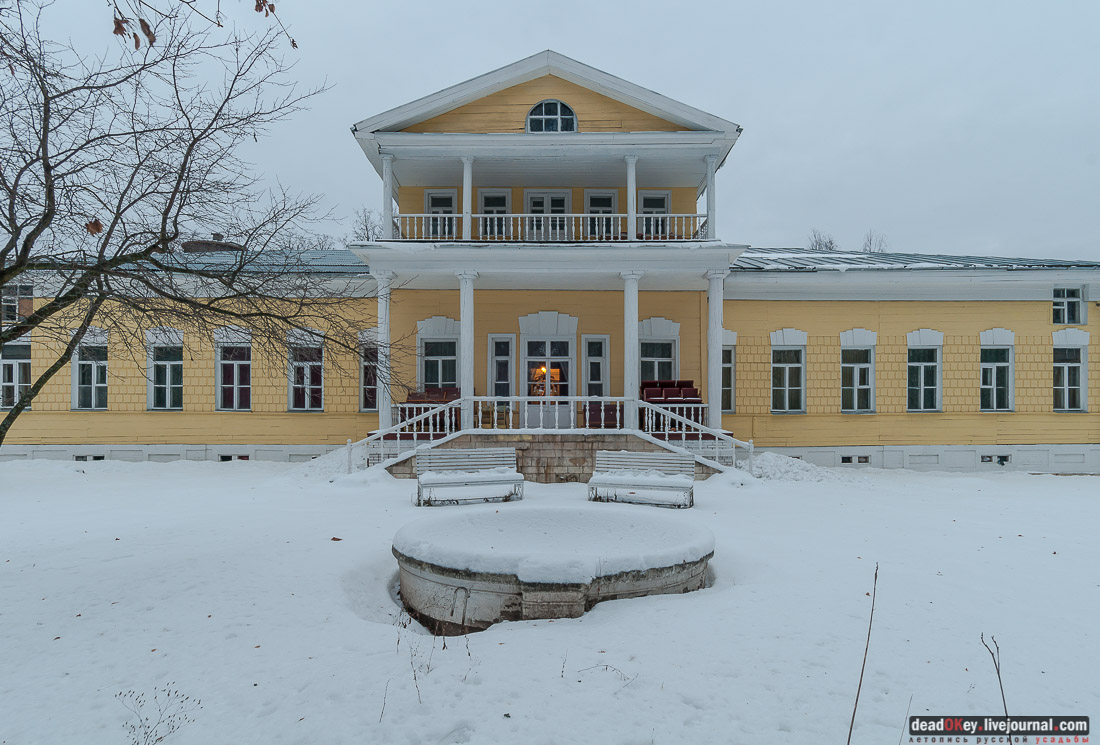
[3, 51, 1099, 474]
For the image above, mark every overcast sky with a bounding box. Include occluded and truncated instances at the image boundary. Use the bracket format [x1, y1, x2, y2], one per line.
[59, 1, 1100, 259]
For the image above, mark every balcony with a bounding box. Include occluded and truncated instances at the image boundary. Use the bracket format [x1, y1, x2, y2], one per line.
[391, 213, 709, 242]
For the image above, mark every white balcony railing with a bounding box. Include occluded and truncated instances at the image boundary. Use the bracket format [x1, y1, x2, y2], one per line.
[390, 214, 709, 242]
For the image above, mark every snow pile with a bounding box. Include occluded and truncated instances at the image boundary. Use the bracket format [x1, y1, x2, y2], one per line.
[746, 451, 840, 482]
[392, 504, 714, 583]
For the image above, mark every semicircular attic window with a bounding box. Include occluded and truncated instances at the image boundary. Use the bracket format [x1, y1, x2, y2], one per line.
[527, 100, 576, 132]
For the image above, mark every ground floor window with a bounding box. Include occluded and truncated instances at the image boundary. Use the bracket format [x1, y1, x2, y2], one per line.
[75, 345, 108, 410]
[841, 348, 873, 412]
[1, 343, 31, 409]
[979, 347, 1012, 411]
[907, 348, 939, 411]
[289, 346, 323, 411]
[721, 347, 735, 412]
[422, 340, 458, 389]
[151, 345, 183, 410]
[582, 336, 608, 396]
[1053, 347, 1084, 411]
[771, 348, 804, 412]
[361, 344, 378, 411]
[525, 339, 570, 397]
[640, 341, 675, 382]
[488, 336, 514, 397]
[218, 345, 251, 410]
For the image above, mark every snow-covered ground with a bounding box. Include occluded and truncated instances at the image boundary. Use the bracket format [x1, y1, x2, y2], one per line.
[1, 454, 1097, 744]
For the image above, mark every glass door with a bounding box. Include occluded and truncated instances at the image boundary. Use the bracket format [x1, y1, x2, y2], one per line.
[526, 192, 569, 241]
[524, 338, 572, 427]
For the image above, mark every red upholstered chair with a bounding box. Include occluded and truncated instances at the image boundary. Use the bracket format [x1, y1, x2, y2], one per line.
[643, 387, 664, 401]
[675, 380, 693, 389]
[640, 380, 659, 390]
[663, 387, 683, 400]
[681, 387, 700, 400]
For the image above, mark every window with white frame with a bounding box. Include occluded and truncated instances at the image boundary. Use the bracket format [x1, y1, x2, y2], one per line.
[585, 191, 617, 239]
[218, 344, 251, 410]
[479, 191, 511, 239]
[841, 348, 874, 412]
[1, 343, 31, 409]
[641, 342, 675, 382]
[1053, 288, 1082, 325]
[488, 335, 514, 397]
[1, 284, 33, 325]
[582, 335, 609, 396]
[1053, 347, 1084, 411]
[361, 343, 378, 411]
[526, 100, 576, 132]
[979, 348, 1012, 411]
[74, 344, 108, 410]
[721, 346, 735, 412]
[424, 190, 456, 238]
[639, 192, 670, 237]
[771, 348, 804, 412]
[907, 348, 939, 411]
[289, 345, 323, 411]
[422, 340, 458, 389]
[150, 345, 183, 410]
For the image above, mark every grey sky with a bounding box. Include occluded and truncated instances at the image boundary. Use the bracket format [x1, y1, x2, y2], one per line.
[58, 1, 1100, 259]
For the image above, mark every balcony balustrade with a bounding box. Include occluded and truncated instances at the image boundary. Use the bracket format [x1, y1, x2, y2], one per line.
[390, 214, 709, 242]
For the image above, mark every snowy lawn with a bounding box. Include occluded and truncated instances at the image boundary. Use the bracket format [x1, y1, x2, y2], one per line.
[1, 454, 1097, 744]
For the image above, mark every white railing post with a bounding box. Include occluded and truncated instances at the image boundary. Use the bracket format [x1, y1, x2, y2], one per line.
[706, 269, 728, 430]
[373, 269, 395, 428]
[625, 155, 637, 241]
[622, 270, 644, 428]
[461, 156, 473, 240]
[705, 154, 718, 239]
[381, 154, 394, 240]
[457, 270, 478, 429]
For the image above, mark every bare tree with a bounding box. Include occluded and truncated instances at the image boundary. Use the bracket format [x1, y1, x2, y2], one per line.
[107, 1, 298, 49]
[0, 2, 364, 446]
[345, 208, 386, 245]
[807, 229, 840, 252]
[861, 229, 888, 253]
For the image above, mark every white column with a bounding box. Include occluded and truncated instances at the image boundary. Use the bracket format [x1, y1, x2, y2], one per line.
[374, 270, 395, 428]
[381, 154, 394, 240]
[625, 155, 637, 240]
[622, 270, 644, 427]
[705, 269, 729, 429]
[457, 270, 478, 429]
[705, 154, 717, 239]
[461, 156, 473, 240]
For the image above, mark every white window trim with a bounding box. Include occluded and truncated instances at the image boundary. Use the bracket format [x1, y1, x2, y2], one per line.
[71, 343, 109, 411]
[979, 345, 1014, 412]
[423, 189, 458, 214]
[519, 335, 575, 399]
[415, 316, 460, 390]
[770, 327, 808, 347]
[288, 344, 324, 412]
[215, 342, 252, 412]
[486, 333, 516, 398]
[639, 317, 681, 382]
[147, 343, 184, 411]
[840, 347, 875, 413]
[583, 189, 618, 213]
[637, 190, 671, 213]
[581, 333, 610, 397]
[770, 345, 805, 414]
[0, 343, 32, 410]
[523, 190, 573, 214]
[359, 328, 380, 413]
[721, 344, 735, 413]
[1053, 287, 1086, 325]
[906, 345, 942, 412]
[1053, 344, 1087, 413]
[526, 99, 577, 133]
[478, 189, 512, 213]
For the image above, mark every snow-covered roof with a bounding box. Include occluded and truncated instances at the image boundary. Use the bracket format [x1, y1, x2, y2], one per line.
[732, 247, 1100, 272]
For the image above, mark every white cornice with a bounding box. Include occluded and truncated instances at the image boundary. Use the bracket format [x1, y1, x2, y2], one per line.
[351, 50, 742, 136]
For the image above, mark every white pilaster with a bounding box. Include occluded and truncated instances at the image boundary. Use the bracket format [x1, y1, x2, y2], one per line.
[461, 156, 473, 241]
[457, 270, 478, 429]
[622, 270, 644, 426]
[381, 154, 394, 240]
[705, 269, 729, 429]
[705, 154, 717, 239]
[625, 155, 638, 240]
[373, 270, 395, 428]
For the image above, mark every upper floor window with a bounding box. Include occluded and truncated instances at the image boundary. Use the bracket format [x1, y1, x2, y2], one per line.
[151, 345, 184, 410]
[74, 344, 108, 410]
[289, 345, 324, 411]
[527, 100, 576, 132]
[2, 284, 33, 325]
[979, 348, 1013, 411]
[1053, 288, 1082, 324]
[1, 343, 31, 409]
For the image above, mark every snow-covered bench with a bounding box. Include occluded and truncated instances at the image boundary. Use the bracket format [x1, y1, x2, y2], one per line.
[587, 450, 696, 508]
[415, 447, 525, 506]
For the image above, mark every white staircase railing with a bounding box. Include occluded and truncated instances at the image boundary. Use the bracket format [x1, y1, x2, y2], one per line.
[638, 401, 753, 467]
[361, 400, 461, 465]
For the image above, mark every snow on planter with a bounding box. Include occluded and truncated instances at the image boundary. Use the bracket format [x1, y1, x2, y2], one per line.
[392, 504, 715, 634]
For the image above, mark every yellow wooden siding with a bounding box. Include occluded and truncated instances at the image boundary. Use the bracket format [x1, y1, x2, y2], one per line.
[720, 299, 1100, 446]
[402, 76, 684, 134]
[397, 187, 698, 220]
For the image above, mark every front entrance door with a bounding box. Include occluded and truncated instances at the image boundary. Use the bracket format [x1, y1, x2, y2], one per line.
[523, 338, 572, 428]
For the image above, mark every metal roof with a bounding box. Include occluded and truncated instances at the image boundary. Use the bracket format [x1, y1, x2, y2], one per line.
[732, 247, 1100, 272]
[170, 249, 370, 275]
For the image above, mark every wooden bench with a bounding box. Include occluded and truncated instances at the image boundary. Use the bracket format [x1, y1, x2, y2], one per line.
[415, 447, 524, 506]
[587, 450, 696, 508]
